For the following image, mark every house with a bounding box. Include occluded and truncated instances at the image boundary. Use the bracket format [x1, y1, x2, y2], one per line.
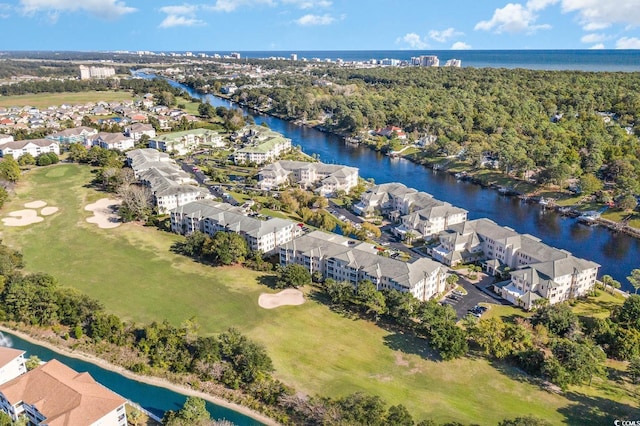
[0, 359, 127, 426]
[124, 123, 156, 141]
[0, 139, 60, 160]
[148, 129, 221, 156]
[91, 132, 135, 151]
[258, 160, 359, 196]
[429, 218, 600, 309]
[0, 348, 26, 385]
[376, 126, 407, 140]
[46, 127, 98, 145]
[0, 135, 14, 144]
[232, 126, 292, 165]
[170, 200, 303, 254]
[279, 231, 447, 301]
[394, 201, 468, 240]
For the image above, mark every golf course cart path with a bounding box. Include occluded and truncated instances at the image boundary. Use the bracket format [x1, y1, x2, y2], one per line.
[258, 289, 305, 309]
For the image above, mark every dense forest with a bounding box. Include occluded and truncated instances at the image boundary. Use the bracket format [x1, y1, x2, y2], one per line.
[224, 67, 640, 196]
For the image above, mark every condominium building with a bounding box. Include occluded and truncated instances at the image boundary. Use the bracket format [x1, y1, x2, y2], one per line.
[280, 231, 447, 301]
[0, 348, 26, 386]
[79, 65, 116, 80]
[0, 139, 60, 160]
[90, 132, 135, 151]
[148, 129, 222, 155]
[0, 359, 127, 426]
[411, 55, 440, 67]
[232, 125, 291, 165]
[258, 160, 359, 196]
[126, 148, 210, 214]
[353, 183, 467, 238]
[430, 218, 600, 309]
[46, 126, 98, 145]
[170, 200, 303, 254]
[124, 123, 156, 141]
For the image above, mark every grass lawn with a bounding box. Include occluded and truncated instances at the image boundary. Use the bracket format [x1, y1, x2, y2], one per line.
[0, 91, 135, 108]
[2, 164, 638, 424]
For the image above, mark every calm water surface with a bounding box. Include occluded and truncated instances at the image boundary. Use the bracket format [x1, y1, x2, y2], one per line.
[138, 71, 640, 290]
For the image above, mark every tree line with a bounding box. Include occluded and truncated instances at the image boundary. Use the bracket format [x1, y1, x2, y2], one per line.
[219, 66, 640, 198]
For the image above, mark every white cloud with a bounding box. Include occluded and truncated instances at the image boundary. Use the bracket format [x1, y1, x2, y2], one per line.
[159, 4, 206, 28]
[282, 0, 331, 9]
[616, 36, 640, 49]
[526, 0, 559, 11]
[475, 3, 551, 34]
[206, 0, 274, 13]
[20, 0, 135, 19]
[0, 3, 11, 18]
[395, 33, 429, 49]
[589, 43, 605, 49]
[295, 13, 335, 26]
[451, 41, 472, 50]
[562, 0, 640, 31]
[580, 33, 606, 43]
[428, 27, 463, 43]
[159, 15, 205, 28]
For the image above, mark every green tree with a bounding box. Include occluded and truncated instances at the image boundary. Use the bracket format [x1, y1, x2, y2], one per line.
[25, 355, 41, 371]
[205, 232, 249, 265]
[276, 264, 311, 289]
[628, 269, 640, 294]
[499, 415, 552, 426]
[338, 392, 387, 426]
[17, 153, 35, 166]
[531, 304, 580, 337]
[0, 156, 21, 182]
[578, 173, 603, 195]
[618, 194, 638, 211]
[163, 397, 210, 426]
[628, 356, 640, 383]
[386, 404, 414, 426]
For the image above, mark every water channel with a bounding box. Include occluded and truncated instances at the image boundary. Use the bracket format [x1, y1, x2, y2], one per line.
[145, 72, 640, 292]
[0, 331, 262, 425]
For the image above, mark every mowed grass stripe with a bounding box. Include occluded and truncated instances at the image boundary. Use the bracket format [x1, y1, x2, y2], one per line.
[0, 91, 135, 108]
[2, 164, 637, 424]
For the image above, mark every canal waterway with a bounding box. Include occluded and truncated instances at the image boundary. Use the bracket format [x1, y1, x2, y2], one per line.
[0, 331, 262, 425]
[140, 72, 640, 291]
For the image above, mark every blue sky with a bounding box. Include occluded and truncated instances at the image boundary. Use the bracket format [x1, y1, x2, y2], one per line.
[2, 0, 640, 51]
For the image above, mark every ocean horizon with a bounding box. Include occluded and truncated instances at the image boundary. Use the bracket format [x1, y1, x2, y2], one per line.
[200, 49, 640, 72]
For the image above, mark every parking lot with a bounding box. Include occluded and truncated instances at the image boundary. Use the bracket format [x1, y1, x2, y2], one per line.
[440, 273, 510, 319]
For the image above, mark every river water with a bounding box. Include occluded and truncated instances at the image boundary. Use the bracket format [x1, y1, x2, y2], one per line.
[147, 73, 640, 291]
[0, 331, 262, 425]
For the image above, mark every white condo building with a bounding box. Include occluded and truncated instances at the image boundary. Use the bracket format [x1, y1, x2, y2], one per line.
[430, 218, 600, 309]
[0, 348, 26, 386]
[0, 139, 60, 160]
[280, 231, 447, 301]
[171, 200, 303, 254]
[258, 160, 359, 196]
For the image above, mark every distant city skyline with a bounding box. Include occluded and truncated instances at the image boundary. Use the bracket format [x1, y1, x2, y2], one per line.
[1, 0, 640, 51]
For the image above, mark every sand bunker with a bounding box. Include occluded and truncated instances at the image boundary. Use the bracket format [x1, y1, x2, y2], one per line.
[24, 200, 47, 209]
[2, 209, 44, 227]
[40, 206, 59, 216]
[85, 198, 122, 229]
[258, 289, 305, 309]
